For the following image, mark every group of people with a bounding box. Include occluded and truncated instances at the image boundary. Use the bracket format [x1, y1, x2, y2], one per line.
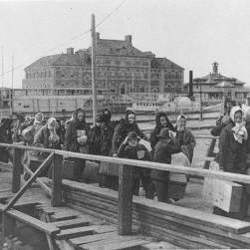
[0, 108, 196, 203]
[211, 98, 250, 220]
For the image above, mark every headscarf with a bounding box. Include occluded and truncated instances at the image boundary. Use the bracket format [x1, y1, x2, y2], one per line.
[230, 106, 248, 144]
[34, 112, 44, 125]
[176, 114, 187, 132]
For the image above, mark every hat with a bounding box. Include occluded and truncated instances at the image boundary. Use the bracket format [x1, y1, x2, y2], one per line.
[157, 128, 170, 139]
[127, 131, 138, 141]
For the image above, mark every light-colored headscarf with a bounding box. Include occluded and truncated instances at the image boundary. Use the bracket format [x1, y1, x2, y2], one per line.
[230, 106, 248, 144]
[47, 117, 59, 142]
[34, 112, 44, 125]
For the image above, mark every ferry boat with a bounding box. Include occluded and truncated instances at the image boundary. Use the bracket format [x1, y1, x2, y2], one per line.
[0, 88, 132, 118]
[132, 96, 201, 114]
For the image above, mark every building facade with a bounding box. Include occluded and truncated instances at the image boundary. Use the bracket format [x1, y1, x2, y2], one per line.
[188, 62, 248, 105]
[22, 33, 184, 97]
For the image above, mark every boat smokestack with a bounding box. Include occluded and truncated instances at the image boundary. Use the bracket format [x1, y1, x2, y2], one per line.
[189, 70, 193, 98]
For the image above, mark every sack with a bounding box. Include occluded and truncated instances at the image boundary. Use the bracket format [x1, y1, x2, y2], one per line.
[203, 163, 243, 212]
[168, 152, 190, 200]
[169, 152, 190, 184]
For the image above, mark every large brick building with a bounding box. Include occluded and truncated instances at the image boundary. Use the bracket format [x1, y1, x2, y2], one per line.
[23, 33, 184, 96]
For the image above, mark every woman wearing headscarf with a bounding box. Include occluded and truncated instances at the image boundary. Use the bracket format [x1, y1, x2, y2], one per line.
[98, 109, 116, 187]
[211, 98, 236, 137]
[34, 117, 61, 150]
[151, 128, 181, 203]
[219, 106, 248, 173]
[216, 106, 248, 219]
[88, 115, 102, 155]
[150, 112, 175, 150]
[65, 109, 90, 180]
[99, 109, 146, 190]
[22, 112, 44, 145]
[174, 115, 196, 163]
[112, 109, 146, 156]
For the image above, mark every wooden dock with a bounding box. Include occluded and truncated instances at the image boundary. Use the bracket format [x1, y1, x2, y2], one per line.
[1, 141, 250, 249]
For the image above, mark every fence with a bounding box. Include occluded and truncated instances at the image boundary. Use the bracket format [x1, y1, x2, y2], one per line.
[0, 136, 250, 236]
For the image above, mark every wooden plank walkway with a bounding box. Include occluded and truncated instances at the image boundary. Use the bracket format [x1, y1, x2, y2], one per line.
[0, 182, 180, 250]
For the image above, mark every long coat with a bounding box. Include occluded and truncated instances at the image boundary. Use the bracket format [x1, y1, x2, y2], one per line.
[151, 138, 180, 182]
[99, 119, 146, 177]
[219, 122, 247, 174]
[150, 112, 175, 149]
[88, 125, 102, 155]
[65, 120, 90, 153]
[175, 129, 196, 163]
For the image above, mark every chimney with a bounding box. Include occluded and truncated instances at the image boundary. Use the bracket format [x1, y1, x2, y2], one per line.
[212, 62, 218, 74]
[189, 70, 193, 97]
[125, 35, 132, 45]
[66, 48, 74, 55]
[96, 32, 100, 40]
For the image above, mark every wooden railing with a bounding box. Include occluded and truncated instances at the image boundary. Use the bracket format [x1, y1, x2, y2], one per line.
[1, 136, 250, 236]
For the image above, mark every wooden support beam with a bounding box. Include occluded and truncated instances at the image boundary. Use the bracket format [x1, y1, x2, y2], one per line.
[12, 148, 22, 193]
[23, 165, 52, 197]
[4, 152, 54, 212]
[51, 154, 63, 207]
[6, 209, 60, 236]
[118, 165, 133, 235]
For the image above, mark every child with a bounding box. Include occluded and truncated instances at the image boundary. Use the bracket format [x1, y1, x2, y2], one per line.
[117, 131, 154, 199]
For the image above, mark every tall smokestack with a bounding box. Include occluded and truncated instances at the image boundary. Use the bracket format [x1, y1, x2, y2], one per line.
[189, 70, 193, 97]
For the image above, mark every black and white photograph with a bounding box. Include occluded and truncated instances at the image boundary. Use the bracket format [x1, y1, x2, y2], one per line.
[0, 0, 250, 249]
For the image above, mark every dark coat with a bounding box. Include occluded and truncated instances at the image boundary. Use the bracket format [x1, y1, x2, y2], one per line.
[112, 118, 146, 155]
[117, 143, 151, 179]
[65, 120, 90, 153]
[175, 129, 196, 163]
[151, 138, 180, 181]
[88, 125, 102, 155]
[211, 115, 231, 137]
[219, 121, 247, 174]
[150, 112, 175, 149]
[0, 119, 12, 163]
[100, 121, 115, 156]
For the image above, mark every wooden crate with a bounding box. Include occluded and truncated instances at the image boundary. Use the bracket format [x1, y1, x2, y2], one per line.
[203, 178, 243, 212]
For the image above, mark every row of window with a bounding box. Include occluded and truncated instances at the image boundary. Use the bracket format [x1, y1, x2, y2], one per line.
[99, 59, 149, 67]
[26, 71, 52, 79]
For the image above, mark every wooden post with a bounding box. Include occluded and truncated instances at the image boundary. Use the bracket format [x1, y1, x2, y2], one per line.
[12, 148, 22, 193]
[4, 152, 54, 212]
[118, 165, 133, 235]
[51, 154, 63, 207]
[91, 13, 97, 125]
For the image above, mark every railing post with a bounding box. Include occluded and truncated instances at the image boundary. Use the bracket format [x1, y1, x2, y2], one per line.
[203, 138, 216, 169]
[118, 164, 133, 235]
[51, 153, 63, 207]
[12, 148, 22, 193]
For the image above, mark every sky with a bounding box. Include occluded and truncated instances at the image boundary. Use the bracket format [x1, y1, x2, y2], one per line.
[1, 0, 250, 88]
